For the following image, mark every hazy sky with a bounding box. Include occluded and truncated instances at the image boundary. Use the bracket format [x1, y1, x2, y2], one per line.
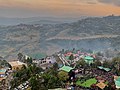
[0, 0, 120, 18]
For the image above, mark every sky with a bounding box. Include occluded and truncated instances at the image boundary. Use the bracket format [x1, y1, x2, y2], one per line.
[0, 0, 120, 18]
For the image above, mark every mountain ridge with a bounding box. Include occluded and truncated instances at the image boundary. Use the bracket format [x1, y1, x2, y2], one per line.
[0, 15, 120, 60]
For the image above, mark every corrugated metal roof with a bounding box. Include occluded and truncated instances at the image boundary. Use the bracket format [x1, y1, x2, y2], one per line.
[84, 56, 94, 60]
[59, 65, 73, 72]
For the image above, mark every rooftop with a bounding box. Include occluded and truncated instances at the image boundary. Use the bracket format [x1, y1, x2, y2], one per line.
[0, 77, 6, 81]
[84, 56, 94, 60]
[59, 65, 73, 72]
[98, 66, 111, 72]
[0, 68, 7, 74]
[9, 61, 27, 67]
[96, 82, 107, 89]
[115, 77, 120, 88]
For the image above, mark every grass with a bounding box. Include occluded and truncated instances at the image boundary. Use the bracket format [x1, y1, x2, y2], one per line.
[76, 78, 97, 87]
[105, 81, 108, 84]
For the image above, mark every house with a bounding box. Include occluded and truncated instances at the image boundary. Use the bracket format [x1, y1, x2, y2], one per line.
[46, 56, 56, 64]
[84, 56, 94, 65]
[114, 76, 120, 89]
[97, 66, 111, 72]
[24, 55, 30, 60]
[8, 61, 27, 70]
[59, 65, 73, 73]
[0, 68, 7, 77]
[39, 56, 56, 65]
[96, 82, 107, 89]
[0, 68, 8, 82]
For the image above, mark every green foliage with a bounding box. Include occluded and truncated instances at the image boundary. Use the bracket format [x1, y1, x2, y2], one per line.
[10, 55, 120, 89]
[69, 54, 74, 60]
[76, 59, 86, 68]
[76, 78, 97, 88]
[91, 60, 101, 68]
[58, 71, 68, 82]
[111, 57, 120, 75]
[10, 64, 43, 89]
[53, 62, 58, 70]
[41, 73, 58, 89]
[30, 76, 41, 90]
[102, 60, 111, 68]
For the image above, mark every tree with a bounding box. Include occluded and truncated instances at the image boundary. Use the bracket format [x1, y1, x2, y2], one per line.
[61, 49, 65, 54]
[11, 63, 43, 89]
[53, 62, 58, 70]
[29, 76, 40, 90]
[76, 58, 86, 68]
[69, 54, 74, 64]
[111, 57, 120, 75]
[69, 54, 74, 60]
[17, 53, 23, 61]
[58, 71, 68, 82]
[92, 60, 101, 68]
[41, 72, 59, 89]
[102, 60, 111, 68]
[72, 48, 76, 53]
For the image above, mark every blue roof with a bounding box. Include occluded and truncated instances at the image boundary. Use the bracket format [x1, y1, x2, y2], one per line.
[0, 69, 7, 73]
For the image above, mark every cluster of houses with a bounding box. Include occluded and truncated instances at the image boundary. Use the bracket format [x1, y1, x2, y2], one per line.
[0, 60, 27, 89]
[58, 65, 120, 90]
[63, 50, 95, 66]
[0, 49, 120, 90]
[33, 56, 56, 70]
[14, 81, 29, 90]
[56, 50, 120, 89]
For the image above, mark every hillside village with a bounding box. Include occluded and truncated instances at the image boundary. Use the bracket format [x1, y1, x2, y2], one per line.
[0, 49, 120, 90]
[0, 0, 120, 89]
[0, 15, 120, 90]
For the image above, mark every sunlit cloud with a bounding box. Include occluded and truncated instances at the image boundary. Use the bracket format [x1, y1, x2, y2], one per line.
[97, 0, 120, 6]
[0, 0, 119, 17]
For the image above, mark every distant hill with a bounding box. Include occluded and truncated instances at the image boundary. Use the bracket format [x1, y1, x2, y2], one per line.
[28, 20, 63, 24]
[0, 17, 82, 25]
[0, 15, 120, 60]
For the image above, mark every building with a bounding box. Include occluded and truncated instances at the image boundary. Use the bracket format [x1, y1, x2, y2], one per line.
[0, 68, 8, 82]
[8, 61, 27, 70]
[84, 56, 94, 65]
[114, 76, 120, 89]
[0, 68, 7, 77]
[96, 82, 107, 89]
[59, 65, 73, 73]
[97, 66, 111, 72]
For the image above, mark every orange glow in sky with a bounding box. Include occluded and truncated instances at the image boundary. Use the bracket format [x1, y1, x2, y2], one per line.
[0, 0, 120, 17]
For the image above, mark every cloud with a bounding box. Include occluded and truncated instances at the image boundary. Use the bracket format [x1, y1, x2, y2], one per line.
[97, 0, 120, 6]
[0, 0, 119, 17]
[87, 2, 97, 4]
